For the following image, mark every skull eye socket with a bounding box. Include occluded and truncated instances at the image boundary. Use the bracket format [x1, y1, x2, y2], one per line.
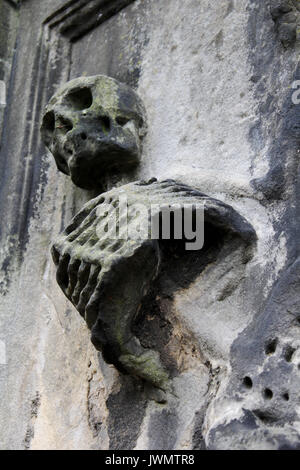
[56, 155, 69, 175]
[41, 111, 55, 146]
[116, 115, 145, 131]
[65, 87, 93, 111]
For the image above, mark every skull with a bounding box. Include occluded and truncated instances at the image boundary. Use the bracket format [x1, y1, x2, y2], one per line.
[41, 75, 147, 189]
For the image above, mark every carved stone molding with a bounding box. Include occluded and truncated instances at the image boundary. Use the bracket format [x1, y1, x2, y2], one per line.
[53, 0, 137, 42]
[3, 0, 20, 9]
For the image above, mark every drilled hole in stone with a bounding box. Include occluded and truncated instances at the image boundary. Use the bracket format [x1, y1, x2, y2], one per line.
[263, 388, 273, 400]
[243, 376, 253, 389]
[265, 338, 278, 355]
[282, 392, 290, 401]
[81, 132, 87, 140]
[284, 345, 295, 363]
[66, 87, 93, 110]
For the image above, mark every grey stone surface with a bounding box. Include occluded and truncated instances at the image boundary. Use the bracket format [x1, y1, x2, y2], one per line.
[270, 0, 299, 48]
[0, 0, 299, 450]
[0, 1, 19, 136]
[207, 258, 300, 450]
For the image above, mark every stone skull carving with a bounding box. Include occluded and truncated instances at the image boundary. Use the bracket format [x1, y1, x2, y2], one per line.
[42, 75, 259, 399]
[41, 75, 147, 189]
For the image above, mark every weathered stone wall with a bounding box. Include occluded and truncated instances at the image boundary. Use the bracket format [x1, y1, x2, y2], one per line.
[0, 0, 19, 135]
[0, 0, 299, 450]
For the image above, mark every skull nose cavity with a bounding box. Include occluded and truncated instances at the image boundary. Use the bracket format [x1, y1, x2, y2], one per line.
[98, 115, 111, 133]
[56, 116, 73, 134]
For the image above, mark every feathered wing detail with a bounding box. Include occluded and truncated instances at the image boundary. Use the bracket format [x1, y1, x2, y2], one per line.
[52, 179, 256, 389]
